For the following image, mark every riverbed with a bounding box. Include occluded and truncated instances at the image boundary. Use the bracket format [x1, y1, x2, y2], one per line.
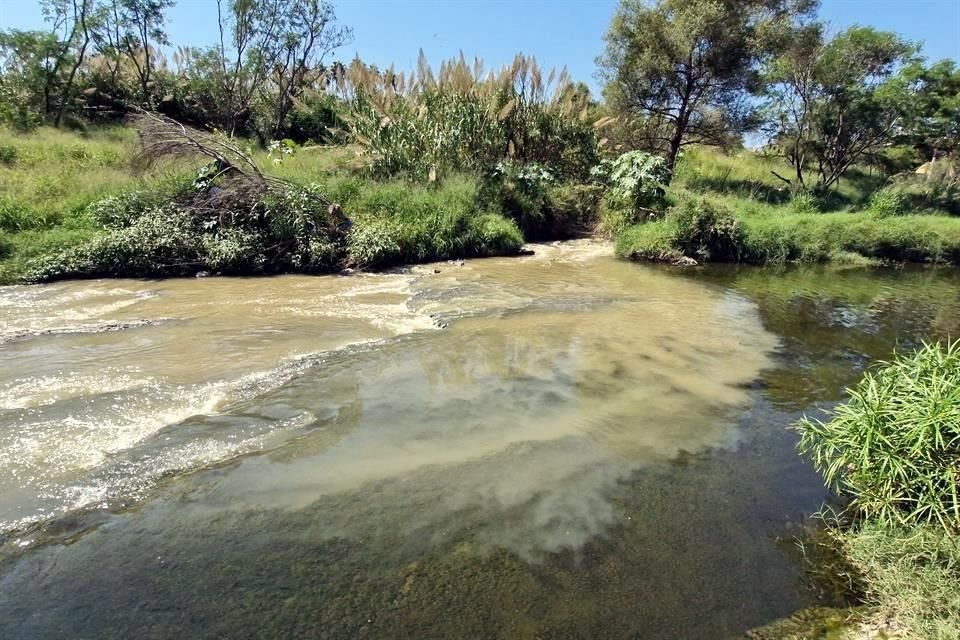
[0, 241, 957, 638]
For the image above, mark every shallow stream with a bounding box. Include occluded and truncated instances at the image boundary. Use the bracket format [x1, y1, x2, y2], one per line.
[0, 241, 957, 638]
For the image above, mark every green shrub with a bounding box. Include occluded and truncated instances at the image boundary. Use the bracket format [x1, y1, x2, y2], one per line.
[85, 189, 167, 228]
[26, 207, 203, 281]
[670, 196, 741, 261]
[545, 183, 604, 236]
[478, 161, 555, 239]
[593, 150, 669, 214]
[0, 143, 16, 166]
[596, 199, 641, 238]
[614, 217, 681, 262]
[791, 190, 821, 213]
[202, 229, 266, 274]
[868, 188, 906, 218]
[796, 340, 960, 531]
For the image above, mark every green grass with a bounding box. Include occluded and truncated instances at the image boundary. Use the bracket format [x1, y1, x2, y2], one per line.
[0, 127, 524, 282]
[614, 146, 960, 267]
[838, 522, 960, 640]
[617, 199, 960, 266]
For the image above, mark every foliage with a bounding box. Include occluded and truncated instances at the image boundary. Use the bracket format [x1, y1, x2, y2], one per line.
[617, 192, 960, 266]
[615, 196, 740, 263]
[597, 0, 817, 173]
[896, 59, 960, 161]
[796, 340, 960, 531]
[838, 522, 960, 640]
[790, 190, 820, 213]
[593, 150, 669, 213]
[343, 53, 598, 180]
[478, 161, 554, 239]
[867, 188, 905, 218]
[764, 25, 920, 192]
[669, 196, 741, 261]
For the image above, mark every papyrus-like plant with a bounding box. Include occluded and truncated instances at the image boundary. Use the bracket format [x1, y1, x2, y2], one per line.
[797, 340, 960, 531]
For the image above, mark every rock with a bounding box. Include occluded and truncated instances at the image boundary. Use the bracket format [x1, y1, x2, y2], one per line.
[433, 268, 441, 274]
[518, 249, 536, 256]
[195, 271, 210, 278]
[339, 268, 354, 276]
[672, 256, 698, 267]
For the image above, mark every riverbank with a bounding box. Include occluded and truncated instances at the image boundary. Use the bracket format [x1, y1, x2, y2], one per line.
[616, 147, 960, 267]
[4, 127, 960, 284]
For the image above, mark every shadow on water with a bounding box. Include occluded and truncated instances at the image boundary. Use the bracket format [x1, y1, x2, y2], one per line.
[1, 251, 959, 639]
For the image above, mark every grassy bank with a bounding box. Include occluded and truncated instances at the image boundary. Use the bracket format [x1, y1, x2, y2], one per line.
[792, 341, 960, 639]
[0, 126, 531, 283]
[618, 206, 960, 266]
[616, 147, 960, 267]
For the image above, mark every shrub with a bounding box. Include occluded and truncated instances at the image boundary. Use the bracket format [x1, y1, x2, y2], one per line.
[202, 229, 266, 274]
[669, 196, 742, 261]
[791, 190, 821, 213]
[0, 143, 16, 165]
[478, 161, 555, 239]
[796, 340, 960, 531]
[545, 183, 604, 237]
[593, 150, 669, 214]
[26, 207, 203, 281]
[868, 188, 906, 218]
[85, 189, 167, 228]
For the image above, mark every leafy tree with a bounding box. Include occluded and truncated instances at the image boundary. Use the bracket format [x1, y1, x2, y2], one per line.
[897, 59, 960, 161]
[0, 30, 64, 124]
[210, 0, 350, 138]
[764, 25, 918, 192]
[264, 0, 351, 139]
[116, 0, 174, 105]
[597, 0, 818, 177]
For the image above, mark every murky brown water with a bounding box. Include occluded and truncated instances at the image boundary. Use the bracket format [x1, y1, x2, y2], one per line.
[0, 241, 957, 638]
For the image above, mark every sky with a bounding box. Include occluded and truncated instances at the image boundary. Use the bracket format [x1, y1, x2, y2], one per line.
[4, 0, 959, 93]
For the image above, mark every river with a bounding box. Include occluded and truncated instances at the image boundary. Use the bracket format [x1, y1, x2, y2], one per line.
[0, 241, 957, 638]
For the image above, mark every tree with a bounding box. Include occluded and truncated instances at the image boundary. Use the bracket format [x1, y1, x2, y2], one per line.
[55, 0, 99, 126]
[265, 0, 351, 139]
[117, 0, 174, 105]
[209, 0, 350, 138]
[897, 59, 960, 161]
[597, 0, 818, 178]
[764, 25, 918, 192]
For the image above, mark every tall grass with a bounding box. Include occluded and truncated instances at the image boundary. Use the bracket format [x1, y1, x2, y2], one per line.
[338, 53, 598, 180]
[0, 126, 139, 232]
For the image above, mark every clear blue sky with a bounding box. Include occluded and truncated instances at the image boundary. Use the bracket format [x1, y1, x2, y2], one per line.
[4, 0, 959, 93]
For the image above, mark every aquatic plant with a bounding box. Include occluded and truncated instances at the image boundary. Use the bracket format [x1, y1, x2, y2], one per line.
[796, 340, 960, 531]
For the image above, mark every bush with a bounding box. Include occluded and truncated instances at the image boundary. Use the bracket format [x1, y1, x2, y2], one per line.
[0, 143, 16, 165]
[592, 150, 669, 214]
[478, 161, 555, 239]
[545, 183, 605, 237]
[670, 196, 741, 261]
[868, 188, 906, 218]
[796, 340, 960, 531]
[791, 190, 821, 213]
[26, 208, 203, 281]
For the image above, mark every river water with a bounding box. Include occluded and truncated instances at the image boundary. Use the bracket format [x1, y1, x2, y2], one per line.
[0, 241, 957, 639]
